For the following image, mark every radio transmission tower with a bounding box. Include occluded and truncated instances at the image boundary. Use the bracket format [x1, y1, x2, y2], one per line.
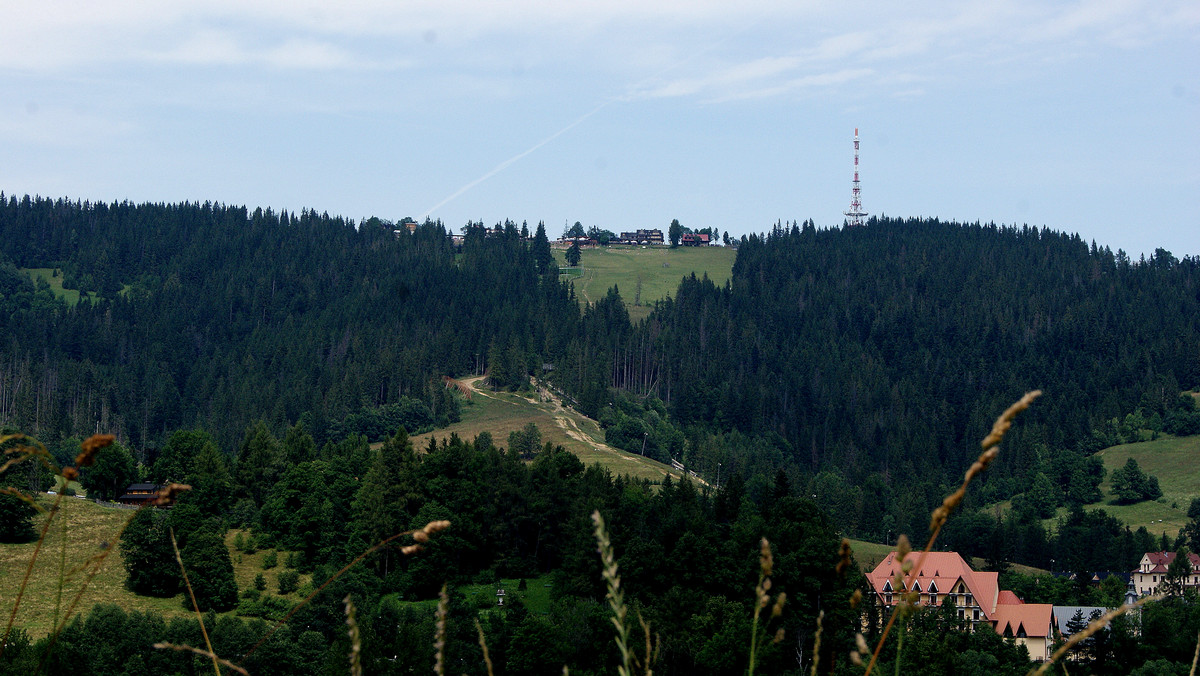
[844, 127, 867, 227]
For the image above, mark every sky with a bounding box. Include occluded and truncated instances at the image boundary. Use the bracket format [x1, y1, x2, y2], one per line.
[2, 1, 1198, 257]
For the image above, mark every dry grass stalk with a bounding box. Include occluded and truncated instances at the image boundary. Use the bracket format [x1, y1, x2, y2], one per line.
[345, 595, 363, 676]
[1029, 594, 1162, 675]
[153, 642, 250, 675]
[475, 619, 495, 676]
[592, 510, 633, 676]
[170, 527, 222, 676]
[836, 538, 854, 578]
[809, 610, 824, 676]
[863, 390, 1042, 676]
[434, 583, 449, 676]
[1191, 631, 1200, 676]
[243, 519, 451, 660]
[0, 433, 55, 477]
[0, 435, 57, 659]
[74, 433, 114, 467]
[637, 612, 659, 676]
[750, 537, 786, 676]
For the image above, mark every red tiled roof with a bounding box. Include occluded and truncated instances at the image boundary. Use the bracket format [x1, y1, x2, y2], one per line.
[992, 603, 1054, 639]
[1135, 551, 1200, 574]
[997, 590, 1023, 605]
[867, 552, 1000, 617]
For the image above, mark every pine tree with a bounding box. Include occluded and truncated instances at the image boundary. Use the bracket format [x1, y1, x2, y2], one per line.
[531, 221, 556, 274]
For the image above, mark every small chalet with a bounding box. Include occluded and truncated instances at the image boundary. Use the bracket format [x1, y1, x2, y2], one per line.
[1131, 551, 1200, 596]
[867, 551, 1056, 661]
[617, 229, 664, 245]
[679, 232, 710, 246]
[116, 483, 161, 506]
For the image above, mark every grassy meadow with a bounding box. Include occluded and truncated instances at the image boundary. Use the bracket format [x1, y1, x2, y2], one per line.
[555, 245, 736, 322]
[1084, 433, 1200, 537]
[410, 378, 687, 485]
[0, 496, 552, 638]
[19, 267, 98, 307]
[0, 497, 190, 637]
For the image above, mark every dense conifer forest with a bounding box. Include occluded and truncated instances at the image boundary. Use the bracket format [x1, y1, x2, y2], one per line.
[3, 193, 1200, 674]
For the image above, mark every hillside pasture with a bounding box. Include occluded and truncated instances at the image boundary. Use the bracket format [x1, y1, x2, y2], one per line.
[0, 497, 190, 637]
[1086, 434, 1200, 537]
[556, 245, 735, 322]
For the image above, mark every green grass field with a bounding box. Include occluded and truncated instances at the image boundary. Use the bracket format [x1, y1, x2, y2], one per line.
[0, 497, 320, 638]
[20, 268, 98, 307]
[410, 378, 687, 485]
[555, 245, 736, 322]
[456, 574, 553, 615]
[0, 497, 192, 637]
[1085, 434, 1200, 537]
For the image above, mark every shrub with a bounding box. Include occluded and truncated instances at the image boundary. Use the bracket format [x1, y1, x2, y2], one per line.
[277, 570, 300, 595]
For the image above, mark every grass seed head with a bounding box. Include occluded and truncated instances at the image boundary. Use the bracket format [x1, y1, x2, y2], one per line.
[75, 434, 115, 467]
[154, 483, 191, 506]
[760, 538, 774, 577]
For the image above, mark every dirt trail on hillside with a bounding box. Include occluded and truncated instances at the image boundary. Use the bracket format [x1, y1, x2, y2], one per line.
[458, 375, 672, 475]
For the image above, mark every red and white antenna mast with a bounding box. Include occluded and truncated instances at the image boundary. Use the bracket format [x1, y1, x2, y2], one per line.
[844, 127, 867, 227]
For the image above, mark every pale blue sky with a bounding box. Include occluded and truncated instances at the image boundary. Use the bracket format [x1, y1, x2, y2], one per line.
[2, 1, 1197, 256]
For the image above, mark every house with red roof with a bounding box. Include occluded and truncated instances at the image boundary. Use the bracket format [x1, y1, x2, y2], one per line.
[867, 551, 1056, 661]
[1131, 551, 1200, 596]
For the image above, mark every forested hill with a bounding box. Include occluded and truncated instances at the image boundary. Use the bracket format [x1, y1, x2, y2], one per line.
[559, 219, 1200, 536]
[0, 194, 579, 451]
[2, 194, 1199, 527]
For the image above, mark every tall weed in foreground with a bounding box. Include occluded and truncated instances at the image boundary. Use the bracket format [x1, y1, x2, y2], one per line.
[861, 390, 1041, 676]
[592, 510, 657, 676]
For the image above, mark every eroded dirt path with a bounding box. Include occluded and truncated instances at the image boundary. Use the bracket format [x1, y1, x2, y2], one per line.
[458, 375, 678, 476]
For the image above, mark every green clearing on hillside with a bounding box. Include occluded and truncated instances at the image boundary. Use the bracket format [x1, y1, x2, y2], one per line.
[1013, 433, 1200, 537]
[456, 575, 553, 615]
[1084, 434, 1200, 537]
[555, 245, 735, 322]
[846, 538, 1048, 576]
[20, 267, 99, 307]
[0, 497, 191, 637]
[410, 378, 686, 485]
[224, 530, 312, 603]
[0, 499, 317, 638]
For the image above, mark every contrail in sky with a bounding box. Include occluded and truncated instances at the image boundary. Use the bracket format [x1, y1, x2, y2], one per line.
[420, 102, 611, 220]
[420, 17, 762, 220]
